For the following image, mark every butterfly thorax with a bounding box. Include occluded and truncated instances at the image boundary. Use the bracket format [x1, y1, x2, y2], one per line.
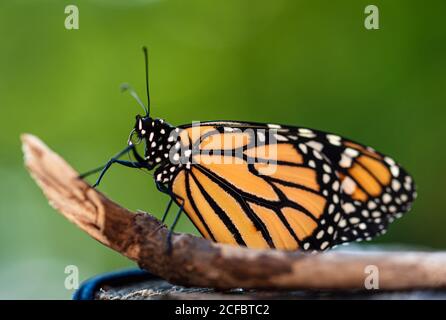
[134, 116, 189, 185]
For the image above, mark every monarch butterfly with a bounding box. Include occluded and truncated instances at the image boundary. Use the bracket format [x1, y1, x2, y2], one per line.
[81, 48, 416, 252]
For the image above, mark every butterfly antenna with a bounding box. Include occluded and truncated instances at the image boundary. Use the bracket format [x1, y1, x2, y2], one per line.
[142, 46, 150, 116]
[120, 83, 148, 115]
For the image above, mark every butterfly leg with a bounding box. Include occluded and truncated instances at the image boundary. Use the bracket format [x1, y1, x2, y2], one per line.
[166, 204, 184, 255]
[155, 182, 174, 222]
[155, 181, 169, 193]
[154, 181, 184, 253]
[79, 164, 108, 179]
[161, 198, 174, 223]
[81, 160, 145, 179]
[79, 144, 135, 178]
[90, 160, 145, 188]
[79, 144, 149, 187]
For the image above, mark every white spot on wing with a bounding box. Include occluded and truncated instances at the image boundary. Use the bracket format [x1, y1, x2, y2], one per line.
[392, 179, 401, 192]
[306, 141, 323, 152]
[327, 134, 342, 146]
[343, 203, 356, 214]
[341, 177, 356, 195]
[323, 174, 331, 184]
[390, 165, 400, 177]
[349, 217, 360, 224]
[385, 157, 395, 166]
[345, 148, 359, 157]
[308, 160, 316, 168]
[339, 154, 352, 168]
[274, 134, 288, 141]
[320, 241, 329, 250]
[382, 193, 392, 204]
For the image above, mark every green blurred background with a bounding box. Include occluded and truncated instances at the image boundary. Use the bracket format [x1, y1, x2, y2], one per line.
[0, 0, 445, 299]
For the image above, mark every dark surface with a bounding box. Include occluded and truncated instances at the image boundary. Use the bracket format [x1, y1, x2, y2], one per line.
[74, 268, 446, 300]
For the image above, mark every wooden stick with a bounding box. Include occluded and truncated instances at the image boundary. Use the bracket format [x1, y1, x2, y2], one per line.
[21, 134, 446, 290]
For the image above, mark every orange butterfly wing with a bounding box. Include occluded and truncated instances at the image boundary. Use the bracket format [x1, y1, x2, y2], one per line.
[167, 121, 416, 251]
[170, 123, 343, 250]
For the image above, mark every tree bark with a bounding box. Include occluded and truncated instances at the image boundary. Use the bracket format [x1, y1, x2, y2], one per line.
[21, 134, 446, 290]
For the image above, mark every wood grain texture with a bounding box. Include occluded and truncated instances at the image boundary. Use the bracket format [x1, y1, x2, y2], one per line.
[21, 134, 446, 290]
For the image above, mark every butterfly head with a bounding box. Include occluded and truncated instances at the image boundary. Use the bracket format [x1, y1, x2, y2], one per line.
[130, 115, 176, 168]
